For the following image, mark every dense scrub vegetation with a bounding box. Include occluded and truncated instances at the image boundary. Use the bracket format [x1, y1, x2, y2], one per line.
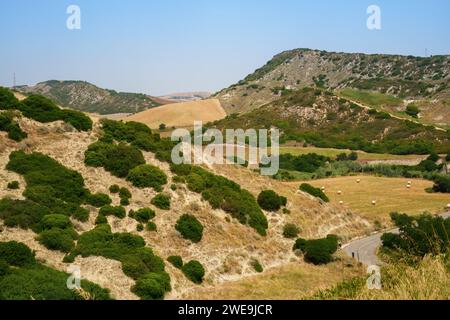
[299, 183, 329, 202]
[68, 224, 170, 300]
[151, 194, 171, 210]
[0, 241, 111, 300]
[293, 235, 339, 265]
[213, 88, 450, 154]
[126, 164, 167, 191]
[0, 88, 92, 131]
[129, 208, 156, 223]
[85, 141, 145, 178]
[175, 214, 204, 243]
[0, 111, 27, 141]
[167, 256, 183, 269]
[257, 190, 287, 211]
[382, 213, 450, 258]
[171, 164, 268, 236]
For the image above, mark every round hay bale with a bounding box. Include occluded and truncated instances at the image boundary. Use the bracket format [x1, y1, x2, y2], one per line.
[339, 201, 344, 205]
[372, 200, 377, 206]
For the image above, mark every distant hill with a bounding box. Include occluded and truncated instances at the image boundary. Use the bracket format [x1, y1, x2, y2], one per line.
[17, 80, 167, 115]
[123, 98, 226, 129]
[159, 91, 211, 102]
[214, 49, 450, 123]
[211, 87, 450, 154]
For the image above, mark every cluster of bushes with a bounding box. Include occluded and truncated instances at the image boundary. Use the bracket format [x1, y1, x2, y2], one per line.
[100, 119, 177, 163]
[126, 164, 167, 191]
[170, 164, 268, 236]
[0, 111, 27, 141]
[299, 183, 329, 202]
[98, 205, 126, 221]
[382, 213, 450, 257]
[85, 141, 145, 178]
[257, 190, 287, 211]
[68, 224, 171, 300]
[336, 152, 358, 161]
[293, 235, 339, 265]
[0, 88, 92, 131]
[110, 185, 132, 206]
[0, 241, 111, 300]
[175, 214, 203, 243]
[279, 153, 330, 173]
[85, 193, 112, 208]
[129, 208, 156, 223]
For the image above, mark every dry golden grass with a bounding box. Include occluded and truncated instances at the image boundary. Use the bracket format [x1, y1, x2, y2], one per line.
[358, 256, 450, 300]
[123, 99, 226, 129]
[185, 255, 364, 300]
[293, 175, 449, 225]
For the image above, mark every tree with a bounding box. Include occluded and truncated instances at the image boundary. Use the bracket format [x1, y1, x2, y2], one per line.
[159, 123, 166, 130]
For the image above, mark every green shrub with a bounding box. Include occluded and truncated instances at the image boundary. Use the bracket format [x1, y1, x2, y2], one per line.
[146, 221, 157, 232]
[405, 104, 420, 118]
[85, 193, 112, 208]
[120, 197, 130, 206]
[126, 164, 167, 191]
[20, 94, 92, 131]
[250, 259, 263, 273]
[132, 208, 156, 223]
[151, 194, 171, 210]
[299, 183, 329, 202]
[0, 113, 27, 142]
[84, 142, 145, 178]
[182, 260, 205, 284]
[95, 214, 107, 225]
[7, 181, 19, 190]
[432, 175, 450, 193]
[0, 260, 10, 276]
[40, 214, 72, 231]
[175, 214, 203, 243]
[132, 272, 171, 300]
[73, 207, 89, 222]
[293, 235, 338, 265]
[0, 241, 35, 266]
[0, 87, 20, 110]
[293, 238, 308, 252]
[136, 224, 144, 232]
[283, 223, 300, 239]
[119, 187, 132, 199]
[109, 185, 120, 193]
[0, 198, 50, 232]
[257, 190, 285, 211]
[37, 228, 76, 253]
[99, 205, 126, 219]
[167, 256, 183, 269]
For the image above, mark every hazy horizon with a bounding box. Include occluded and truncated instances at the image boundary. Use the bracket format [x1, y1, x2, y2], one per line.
[1, 0, 450, 96]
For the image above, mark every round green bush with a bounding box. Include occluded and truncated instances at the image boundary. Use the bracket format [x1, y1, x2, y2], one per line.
[132, 272, 171, 300]
[250, 259, 263, 273]
[85, 193, 112, 208]
[175, 214, 203, 243]
[119, 187, 132, 200]
[151, 194, 171, 210]
[182, 260, 205, 284]
[37, 228, 75, 253]
[73, 207, 90, 222]
[283, 223, 300, 239]
[167, 255, 183, 269]
[0, 241, 35, 266]
[293, 238, 308, 252]
[136, 224, 144, 232]
[126, 164, 167, 191]
[7, 181, 19, 190]
[146, 221, 157, 232]
[133, 208, 156, 223]
[99, 205, 126, 219]
[109, 184, 120, 193]
[257, 190, 283, 211]
[186, 173, 206, 193]
[120, 197, 130, 206]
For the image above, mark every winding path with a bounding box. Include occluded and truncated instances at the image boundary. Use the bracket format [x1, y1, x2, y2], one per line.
[342, 212, 450, 266]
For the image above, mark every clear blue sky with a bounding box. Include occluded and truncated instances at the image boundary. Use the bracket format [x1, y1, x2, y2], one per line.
[1, 0, 449, 95]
